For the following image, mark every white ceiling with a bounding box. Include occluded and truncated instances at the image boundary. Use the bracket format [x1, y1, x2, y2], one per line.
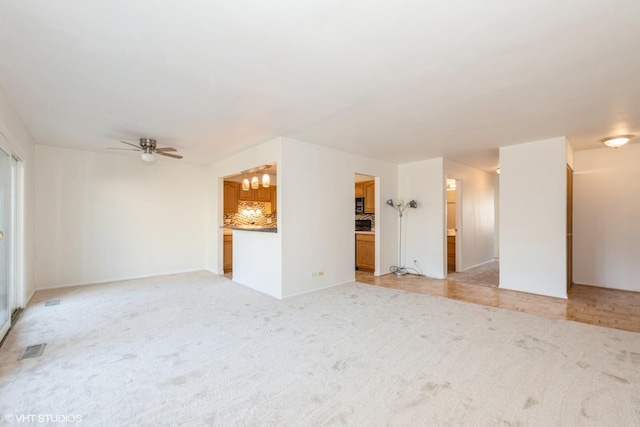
[1, 1, 639, 170]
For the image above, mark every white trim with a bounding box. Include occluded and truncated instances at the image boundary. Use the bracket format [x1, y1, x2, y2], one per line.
[33, 269, 208, 292]
[281, 280, 353, 299]
[460, 258, 496, 272]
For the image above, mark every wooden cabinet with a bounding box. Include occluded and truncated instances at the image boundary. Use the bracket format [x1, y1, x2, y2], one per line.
[356, 233, 375, 271]
[271, 186, 277, 213]
[447, 236, 455, 273]
[224, 234, 233, 273]
[354, 182, 364, 198]
[223, 181, 239, 214]
[238, 186, 254, 201]
[255, 186, 271, 202]
[364, 180, 375, 213]
[237, 184, 276, 207]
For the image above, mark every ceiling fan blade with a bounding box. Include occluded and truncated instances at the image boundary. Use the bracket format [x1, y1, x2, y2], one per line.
[108, 147, 141, 151]
[156, 147, 177, 152]
[120, 140, 142, 149]
[157, 151, 183, 159]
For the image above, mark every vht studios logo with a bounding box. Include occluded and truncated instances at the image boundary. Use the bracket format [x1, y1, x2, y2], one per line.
[4, 414, 83, 423]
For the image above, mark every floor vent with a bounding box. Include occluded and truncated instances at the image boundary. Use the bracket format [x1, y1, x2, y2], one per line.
[44, 300, 60, 307]
[18, 344, 46, 360]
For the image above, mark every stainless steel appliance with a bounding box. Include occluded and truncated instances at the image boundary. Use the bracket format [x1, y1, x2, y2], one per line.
[355, 219, 372, 231]
[355, 197, 364, 214]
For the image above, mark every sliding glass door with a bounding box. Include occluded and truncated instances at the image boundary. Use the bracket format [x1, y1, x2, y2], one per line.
[0, 146, 10, 341]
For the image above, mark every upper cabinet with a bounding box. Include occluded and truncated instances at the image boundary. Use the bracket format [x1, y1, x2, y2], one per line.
[355, 182, 364, 198]
[235, 183, 277, 207]
[255, 186, 271, 202]
[238, 187, 254, 201]
[224, 181, 239, 214]
[364, 180, 375, 213]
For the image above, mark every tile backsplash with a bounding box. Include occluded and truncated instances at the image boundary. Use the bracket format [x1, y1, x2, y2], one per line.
[224, 201, 277, 227]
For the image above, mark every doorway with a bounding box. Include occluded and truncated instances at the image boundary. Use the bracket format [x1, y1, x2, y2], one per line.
[355, 173, 376, 279]
[567, 165, 573, 291]
[446, 178, 460, 273]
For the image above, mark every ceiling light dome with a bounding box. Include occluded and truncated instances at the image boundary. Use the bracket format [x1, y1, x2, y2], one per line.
[601, 135, 634, 148]
[141, 152, 155, 162]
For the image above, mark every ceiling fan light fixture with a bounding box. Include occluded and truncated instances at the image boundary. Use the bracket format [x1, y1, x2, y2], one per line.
[141, 152, 155, 162]
[601, 135, 634, 148]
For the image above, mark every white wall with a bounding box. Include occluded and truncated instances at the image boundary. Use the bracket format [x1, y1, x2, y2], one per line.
[206, 137, 283, 280]
[34, 145, 207, 289]
[280, 138, 398, 297]
[399, 158, 445, 278]
[573, 144, 640, 291]
[232, 230, 281, 298]
[444, 159, 495, 271]
[0, 85, 36, 303]
[499, 137, 570, 298]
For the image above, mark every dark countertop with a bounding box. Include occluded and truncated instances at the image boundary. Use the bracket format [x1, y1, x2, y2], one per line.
[221, 226, 278, 233]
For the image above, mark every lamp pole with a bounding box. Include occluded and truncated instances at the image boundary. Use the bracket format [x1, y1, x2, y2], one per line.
[386, 199, 417, 276]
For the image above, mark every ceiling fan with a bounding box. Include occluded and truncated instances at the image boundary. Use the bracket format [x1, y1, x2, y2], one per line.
[109, 138, 183, 162]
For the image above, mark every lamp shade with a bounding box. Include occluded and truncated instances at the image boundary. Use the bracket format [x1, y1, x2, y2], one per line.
[251, 175, 259, 189]
[242, 178, 250, 191]
[262, 173, 270, 188]
[141, 152, 155, 162]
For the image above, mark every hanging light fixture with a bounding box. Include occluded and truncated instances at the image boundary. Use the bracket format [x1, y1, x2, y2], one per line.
[262, 166, 271, 188]
[601, 135, 634, 148]
[251, 173, 259, 189]
[242, 172, 250, 191]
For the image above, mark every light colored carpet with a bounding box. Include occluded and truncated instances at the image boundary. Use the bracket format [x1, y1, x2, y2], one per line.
[1, 271, 639, 426]
[448, 260, 500, 288]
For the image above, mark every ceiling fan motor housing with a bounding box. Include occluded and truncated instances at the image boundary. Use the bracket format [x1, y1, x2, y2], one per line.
[140, 138, 156, 151]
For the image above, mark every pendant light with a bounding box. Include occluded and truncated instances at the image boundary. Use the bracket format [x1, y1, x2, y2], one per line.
[242, 172, 250, 191]
[262, 166, 271, 188]
[251, 174, 259, 190]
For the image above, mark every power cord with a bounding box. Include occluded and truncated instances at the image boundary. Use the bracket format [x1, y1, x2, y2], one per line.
[389, 260, 424, 276]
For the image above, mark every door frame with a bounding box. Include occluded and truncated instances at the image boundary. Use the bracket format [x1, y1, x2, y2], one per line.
[0, 130, 25, 342]
[445, 176, 462, 274]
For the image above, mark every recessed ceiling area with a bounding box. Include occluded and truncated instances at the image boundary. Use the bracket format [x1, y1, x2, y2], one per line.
[0, 1, 638, 171]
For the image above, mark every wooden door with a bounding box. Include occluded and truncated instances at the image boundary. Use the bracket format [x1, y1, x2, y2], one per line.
[238, 187, 254, 201]
[356, 234, 375, 271]
[255, 186, 271, 202]
[223, 181, 239, 214]
[223, 235, 233, 273]
[567, 166, 573, 291]
[364, 181, 375, 213]
[270, 186, 277, 213]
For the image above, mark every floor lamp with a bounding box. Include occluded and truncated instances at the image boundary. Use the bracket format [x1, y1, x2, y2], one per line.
[386, 199, 417, 275]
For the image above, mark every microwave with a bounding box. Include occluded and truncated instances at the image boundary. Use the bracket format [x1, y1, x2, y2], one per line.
[355, 198, 364, 214]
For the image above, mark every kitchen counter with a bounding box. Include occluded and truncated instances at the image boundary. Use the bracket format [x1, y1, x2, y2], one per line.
[221, 226, 277, 233]
[355, 230, 375, 235]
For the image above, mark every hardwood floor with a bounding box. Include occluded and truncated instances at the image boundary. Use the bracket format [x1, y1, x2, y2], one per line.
[355, 271, 640, 333]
